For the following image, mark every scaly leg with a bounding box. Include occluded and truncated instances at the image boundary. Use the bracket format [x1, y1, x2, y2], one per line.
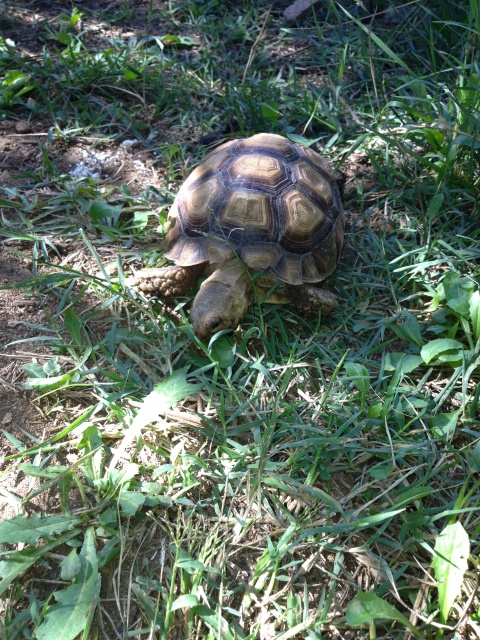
[129, 263, 206, 297]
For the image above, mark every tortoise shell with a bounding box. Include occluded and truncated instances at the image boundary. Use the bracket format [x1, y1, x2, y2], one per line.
[164, 133, 344, 286]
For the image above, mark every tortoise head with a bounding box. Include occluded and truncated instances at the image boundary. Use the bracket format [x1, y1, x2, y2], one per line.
[189, 262, 251, 341]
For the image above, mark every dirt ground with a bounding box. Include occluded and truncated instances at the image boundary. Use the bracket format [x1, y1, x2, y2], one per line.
[0, 1, 171, 523]
[0, 243, 50, 520]
[0, 105, 165, 521]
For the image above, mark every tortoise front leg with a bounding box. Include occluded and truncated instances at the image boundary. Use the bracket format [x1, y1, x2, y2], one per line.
[130, 263, 206, 297]
[288, 284, 339, 318]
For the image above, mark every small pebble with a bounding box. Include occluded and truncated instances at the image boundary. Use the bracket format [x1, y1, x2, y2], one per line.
[1, 412, 13, 425]
[15, 121, 31, 134]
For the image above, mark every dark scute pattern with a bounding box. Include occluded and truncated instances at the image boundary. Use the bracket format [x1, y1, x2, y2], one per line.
[164, 133, 344, 283]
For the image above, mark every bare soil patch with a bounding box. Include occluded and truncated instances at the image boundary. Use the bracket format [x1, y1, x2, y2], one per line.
[0, 245, 55, 521]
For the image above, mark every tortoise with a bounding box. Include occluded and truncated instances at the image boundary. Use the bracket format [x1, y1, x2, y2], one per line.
[131, 133, 344, 340]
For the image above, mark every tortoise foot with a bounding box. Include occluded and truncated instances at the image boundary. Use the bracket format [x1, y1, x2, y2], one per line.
[289, 285, 339, 318]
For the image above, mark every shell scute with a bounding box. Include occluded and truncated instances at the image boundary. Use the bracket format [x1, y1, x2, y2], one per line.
[220, 190, 272, 230]
[179, 174, 224, 234]
[226, 154, 289, 193]
[293, 161, 333, 206]
[237, 133, 298, 160]
[297, 145, 335, 178]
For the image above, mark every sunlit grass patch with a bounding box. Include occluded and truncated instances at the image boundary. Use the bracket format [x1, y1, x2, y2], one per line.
[0, 1, 479, 638]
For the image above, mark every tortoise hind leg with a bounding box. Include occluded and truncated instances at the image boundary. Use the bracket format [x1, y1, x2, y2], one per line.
[130, 263, 206, 297]
[288, 284, 339, 318]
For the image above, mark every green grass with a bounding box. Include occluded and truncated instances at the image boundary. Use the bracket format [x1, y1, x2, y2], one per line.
[0, 1, 479, 639]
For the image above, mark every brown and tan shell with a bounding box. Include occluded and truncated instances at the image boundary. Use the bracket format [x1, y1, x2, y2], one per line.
[164, 133, 344, 286]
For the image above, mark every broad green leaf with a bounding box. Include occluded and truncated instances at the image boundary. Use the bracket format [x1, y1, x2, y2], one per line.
[36, 528, 100, 640]
[176, 548, 219, 574]
[384, 353, 423, 374]
[60, 549, 81, 581]
[177, 557, 212, 573]
[64, 308, 83, 346]
[0, 483, 22, 503]
[447, 297, 470, 318]
[78, 425, 104, 482]
[97, 508, 117, 527]
[466, 441, 480, 473]
[124, 67, 139, 81]
[24, 372, 75, 391]
[162, 34, 199, 46]
[391, 312, 424, 347]
[343, 361, 370, 410]
[97, 537, 120, 568]
[43, 358, 63, 376]
[369, 461, 393, 479]
[0, 530, 81, 596]
[260, 101, 281, 122]
[421, 338, 464, 365]
[56, 32, 73, 46]
[263, 475, 344, 513]
[162, 144, 182, 160]
[431, 522, 470, 623]
[131, 583, 160, 627]
[209, 335, 236, 368]
[470, 290, 480, 341]
[431, 409, 462, 441]
[171, 594, 200, 611]
[108, 368, 202, 470]
[132, 368, 203, 430]
[118, 490, 146, 517]
[392, 485, 435, 509]
[19, 463, 69, 479]
[299, 483, 344, 513]
[0, 515, 82, 544]
[4, 70, 32, 87]
[0, 197, 25, 208]
[344, 362, 370, 405]
[88, 201, 122, 224]
[68, 10, 82, 27]
[0, 37, 15, 50]
[367, 402, 383, 418]
[286, 592, 302, 629]
[440, 273, 475, 306]
[453, 134, 480, 149]
[132, 210, 149, 230]
[21, 362, 46, 378]
[425, 193, 444, 220]
[346, 592, 423, 638]
[3, 428, 28, 453]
